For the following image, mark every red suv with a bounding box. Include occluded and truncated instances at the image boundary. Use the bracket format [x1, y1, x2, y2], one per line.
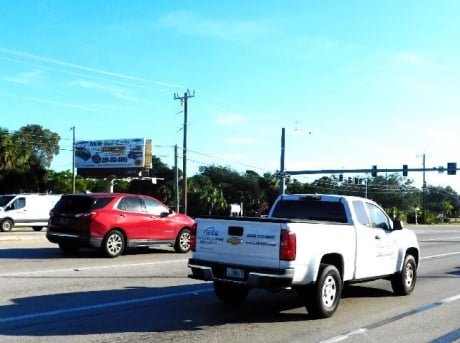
[47, 193, 195, 258]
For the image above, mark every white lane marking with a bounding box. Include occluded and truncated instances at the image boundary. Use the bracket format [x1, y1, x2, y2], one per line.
[319, 293, 460, 343]
[319, 328, 368, 343]
[420, 236, 460, 241]
[0, 259, 188, 277]
[0, 287, 213, 324]
[421, 251, 460, 260]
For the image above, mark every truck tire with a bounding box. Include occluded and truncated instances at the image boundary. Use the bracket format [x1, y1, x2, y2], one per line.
[304, 264, 342, 318]
[102, 230, 125, 258]
[32, 226, 43, 231]
[1, 219, 14, 232]
[391, 254, 417, 295]
[174, 228, 191, 253]
[213, 281, 249, 305]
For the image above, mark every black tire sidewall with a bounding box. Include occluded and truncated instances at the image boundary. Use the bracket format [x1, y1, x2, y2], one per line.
[308, 264, 342, 318]
[1, 219, 13, 231]
[392, 254, 416, 295]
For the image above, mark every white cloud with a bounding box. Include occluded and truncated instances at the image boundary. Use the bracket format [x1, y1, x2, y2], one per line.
[71, 79, 138, 102]
[223, 137, 258, 145]
[157, 11, 277, 42]
[394, 52, 425, 64]
[3, 69, 45, 86]
[215, 112, 247, 125]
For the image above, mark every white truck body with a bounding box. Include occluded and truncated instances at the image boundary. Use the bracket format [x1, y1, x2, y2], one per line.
[188, 194, 420, 318]
[0, 194, 62, 231]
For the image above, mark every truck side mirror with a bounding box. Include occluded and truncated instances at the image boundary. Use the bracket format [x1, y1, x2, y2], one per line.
[393, 220, 404, 230]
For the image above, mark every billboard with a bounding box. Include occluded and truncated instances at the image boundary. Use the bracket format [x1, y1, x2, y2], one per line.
[75, 138, 151, 169]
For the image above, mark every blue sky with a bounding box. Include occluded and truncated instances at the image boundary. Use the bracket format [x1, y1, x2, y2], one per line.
[1, 1, 460, 192]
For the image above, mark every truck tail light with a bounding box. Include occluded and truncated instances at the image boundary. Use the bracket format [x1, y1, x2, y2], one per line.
[190, 223, 197, 252]
[280, 229, 296, 261]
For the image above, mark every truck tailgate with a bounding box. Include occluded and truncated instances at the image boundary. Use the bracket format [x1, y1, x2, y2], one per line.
[194, 217, 282, 269]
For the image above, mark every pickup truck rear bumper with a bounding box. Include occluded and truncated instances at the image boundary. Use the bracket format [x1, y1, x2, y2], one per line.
[188, 258, 294, 289]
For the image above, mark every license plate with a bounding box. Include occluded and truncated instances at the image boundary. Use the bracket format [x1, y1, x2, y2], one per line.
[226, 267, 244, 279]
[56, 217, 69, 224]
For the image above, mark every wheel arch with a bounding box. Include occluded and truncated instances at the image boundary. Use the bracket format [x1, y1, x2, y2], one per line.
[105, 227, 127, 240]
[320, 253, 344, 281]
[405, 247, 419, 267]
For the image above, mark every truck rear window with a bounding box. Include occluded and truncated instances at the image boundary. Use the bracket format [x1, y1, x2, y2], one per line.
[271, 200, 347, 223]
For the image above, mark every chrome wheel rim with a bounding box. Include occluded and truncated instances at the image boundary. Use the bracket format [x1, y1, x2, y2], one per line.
[322, 275, 337, 308]
[107, 234, 123, 254]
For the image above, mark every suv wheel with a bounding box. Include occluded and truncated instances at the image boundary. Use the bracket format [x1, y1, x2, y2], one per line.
[102, 230, 125, 258]
[174, 228, 191, 253]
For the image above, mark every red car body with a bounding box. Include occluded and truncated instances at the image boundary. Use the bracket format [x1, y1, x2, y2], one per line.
[47, 193, 195, 257]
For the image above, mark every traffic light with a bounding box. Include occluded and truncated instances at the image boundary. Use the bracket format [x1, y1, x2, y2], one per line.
[371, 165, 377, 177]
[402, 164, 408, 177]
[339, 174, 343, 182]
[447, 162, 457, 175]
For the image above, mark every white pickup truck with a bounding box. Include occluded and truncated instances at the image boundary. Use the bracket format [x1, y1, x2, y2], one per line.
[188, 194, 420, 318]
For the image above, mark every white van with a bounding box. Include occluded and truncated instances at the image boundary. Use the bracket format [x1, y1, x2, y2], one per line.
[0, 194, 62, 232]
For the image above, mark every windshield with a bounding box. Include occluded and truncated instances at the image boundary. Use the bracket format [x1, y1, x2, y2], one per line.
[0, 195, 15, 207]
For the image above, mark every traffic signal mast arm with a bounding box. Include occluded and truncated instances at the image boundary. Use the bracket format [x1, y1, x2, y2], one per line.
[284, 165, 457, 176]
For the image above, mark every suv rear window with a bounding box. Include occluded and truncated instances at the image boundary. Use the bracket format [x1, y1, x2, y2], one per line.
[53, 195, 114, 212]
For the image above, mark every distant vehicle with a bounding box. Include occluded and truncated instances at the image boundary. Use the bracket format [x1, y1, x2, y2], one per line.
[47, 193, 195, 258]
[0, 194, 62, 232]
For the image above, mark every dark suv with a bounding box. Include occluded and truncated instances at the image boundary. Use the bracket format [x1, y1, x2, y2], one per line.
[47, 193, 195, 258]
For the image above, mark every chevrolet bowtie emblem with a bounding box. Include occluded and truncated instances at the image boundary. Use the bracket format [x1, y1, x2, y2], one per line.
[227, 237, 243, 245]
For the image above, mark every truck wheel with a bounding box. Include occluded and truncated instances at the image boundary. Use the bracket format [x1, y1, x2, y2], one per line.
[174, 228, 191, 253]
[304, 264, 342, 318]
[213, 281, 249, 305]
[59, 243, 80, 254]
[32, 226, 43, 231]
[391, 254, 417, 295]
[1, 219, 14, 232]
[102, 230, 125, 258]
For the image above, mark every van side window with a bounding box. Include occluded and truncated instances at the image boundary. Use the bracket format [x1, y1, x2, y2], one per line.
[11, 197, 26, 210]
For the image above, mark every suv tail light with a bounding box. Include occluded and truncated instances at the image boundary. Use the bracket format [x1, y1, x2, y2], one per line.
[75, 211, 97, 219]
[190, 223, 197, 252]
[280, 229, 296, 261]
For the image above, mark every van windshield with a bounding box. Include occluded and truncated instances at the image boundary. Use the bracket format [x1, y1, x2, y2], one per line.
[0, 195, 15, 207]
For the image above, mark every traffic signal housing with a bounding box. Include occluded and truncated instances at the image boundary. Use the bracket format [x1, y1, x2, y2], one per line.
[371, 165, 377, 177]
[402, 164, 408, 177]
[447, 162, 457, 175]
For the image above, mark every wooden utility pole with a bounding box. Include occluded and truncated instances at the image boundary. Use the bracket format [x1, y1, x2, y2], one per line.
[174, 89, 195, 214]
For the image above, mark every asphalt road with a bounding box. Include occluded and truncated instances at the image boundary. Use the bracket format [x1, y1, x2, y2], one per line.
[0, 225, 459, 343]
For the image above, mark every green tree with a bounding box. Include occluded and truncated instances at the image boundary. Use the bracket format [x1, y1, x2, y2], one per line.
[0, 125, 60, 193]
